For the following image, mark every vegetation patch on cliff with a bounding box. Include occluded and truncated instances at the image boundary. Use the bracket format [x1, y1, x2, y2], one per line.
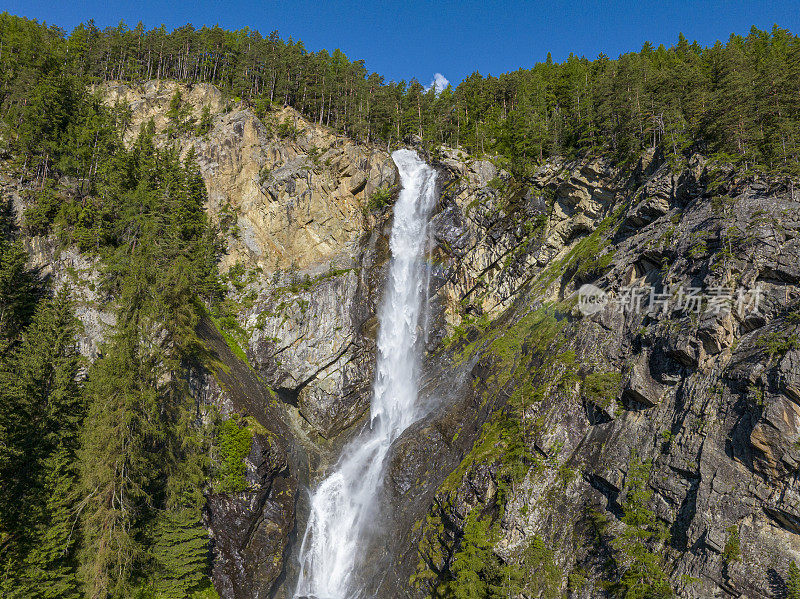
[213, 417, 254, 494]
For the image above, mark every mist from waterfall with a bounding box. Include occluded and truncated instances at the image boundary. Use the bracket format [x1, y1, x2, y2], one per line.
[294, 149, 437, 598]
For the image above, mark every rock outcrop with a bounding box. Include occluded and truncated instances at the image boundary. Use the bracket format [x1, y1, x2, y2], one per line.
[194, 315, 297, 599]
[99, 80, 398, 447]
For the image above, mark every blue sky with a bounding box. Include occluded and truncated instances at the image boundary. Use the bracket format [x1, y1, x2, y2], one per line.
[5, 0, 800, 88]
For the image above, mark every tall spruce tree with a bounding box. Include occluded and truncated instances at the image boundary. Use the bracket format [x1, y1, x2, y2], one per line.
[0, 291, 83, 598]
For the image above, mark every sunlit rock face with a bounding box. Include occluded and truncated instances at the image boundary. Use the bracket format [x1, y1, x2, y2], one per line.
[101, 79, 396, 273]
[99, 80, 400, 444]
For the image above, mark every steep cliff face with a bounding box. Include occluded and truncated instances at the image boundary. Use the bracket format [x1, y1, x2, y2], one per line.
[100, 81, 398, 447]
[0, 173, 115, 359]
[378, 148, 800, 599]
[13, 78, 800, 599]
[193, 314, 297, 599]
[101, 80, 395, 270]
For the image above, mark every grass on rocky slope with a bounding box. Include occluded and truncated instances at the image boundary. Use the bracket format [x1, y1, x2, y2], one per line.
[413, 201, 631, 596]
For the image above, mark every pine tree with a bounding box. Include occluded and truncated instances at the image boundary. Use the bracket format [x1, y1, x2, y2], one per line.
[78, 325, 160, 599]
[151, 355, 215, 598]
[611, 458, 673, 599]
[22, 448, 83, 599]
[151, 507, 212, 598]
[516, 536, 560, 599]
[448, 513, 493, 599]
[788, 561, 800, 599]
[166, 89, 193, 137]
[76, 136, 218, 597]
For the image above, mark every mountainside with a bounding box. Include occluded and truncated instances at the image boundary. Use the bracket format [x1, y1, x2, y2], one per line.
[381, 147, 800, 599]
[2, 13, 800, 599]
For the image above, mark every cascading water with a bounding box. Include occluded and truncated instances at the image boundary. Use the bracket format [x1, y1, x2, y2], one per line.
[294, 149, 437, 599]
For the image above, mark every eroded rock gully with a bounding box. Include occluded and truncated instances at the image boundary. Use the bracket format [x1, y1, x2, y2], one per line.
[8, 79, 800, 598]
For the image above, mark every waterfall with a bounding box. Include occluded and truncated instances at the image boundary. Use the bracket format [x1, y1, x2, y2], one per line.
[294, 149, 437, 599]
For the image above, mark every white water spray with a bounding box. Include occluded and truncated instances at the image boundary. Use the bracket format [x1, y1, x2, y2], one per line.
[294, 150, 437, 599]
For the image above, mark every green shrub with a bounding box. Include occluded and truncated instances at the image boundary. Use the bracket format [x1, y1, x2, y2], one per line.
[23, 185, 61, 235]
[687, 231, 709, 258]
[758, 329, 799, 359]
[722, 525, 741, 564]
[276, 119, 299, 140]
[191, 585, 221, 599]
[208, 308, 250, 366]
[166, 90, 195, 137]
[711, 194, 736, 214]
[560, 219, 617, 282]
[568, 567, 588, 593]
[583, 371, 622, 409]
[487, 176, 504, 190]
[196, 105, 213, 136]
[448, 512, 494, 598]
[366, 186, 393, 211]
[258, 165, 272, 186]
[252, 98, 273, 119]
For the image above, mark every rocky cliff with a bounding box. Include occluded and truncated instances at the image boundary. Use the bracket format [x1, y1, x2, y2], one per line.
[376, 148, 800, 599]
[9, 79, 800, 598]
[100, 80, 402, 445]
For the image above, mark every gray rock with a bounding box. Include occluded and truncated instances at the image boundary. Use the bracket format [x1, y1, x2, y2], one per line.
[623, 355, 667, 407]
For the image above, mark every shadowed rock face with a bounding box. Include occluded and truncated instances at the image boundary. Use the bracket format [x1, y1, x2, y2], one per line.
[206, 433, 295, 599]
[193, 314, 299, 599]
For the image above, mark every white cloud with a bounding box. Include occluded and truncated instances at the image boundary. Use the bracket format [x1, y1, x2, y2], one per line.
[426, 73, 450, 94]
